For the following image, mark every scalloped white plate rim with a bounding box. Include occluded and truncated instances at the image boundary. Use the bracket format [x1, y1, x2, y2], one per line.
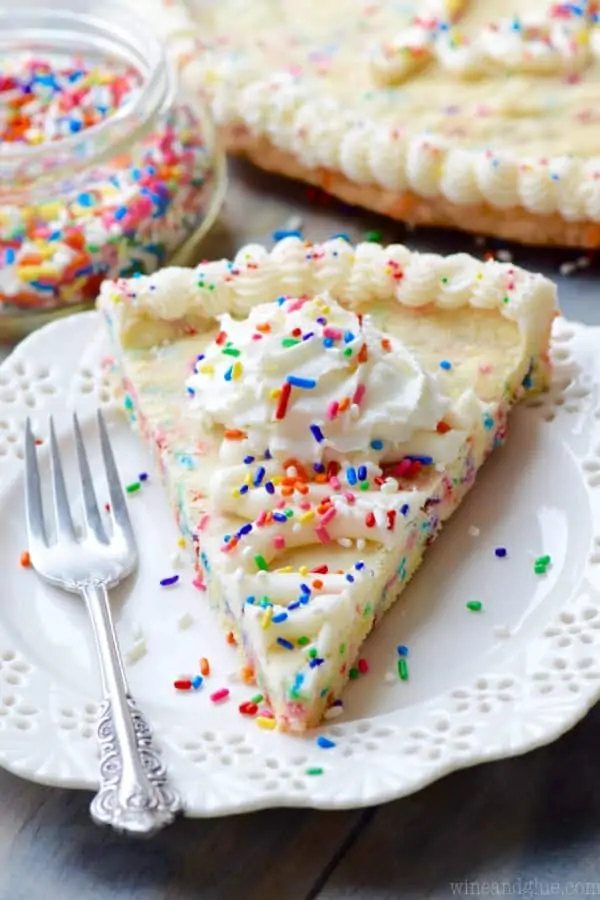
[0, 311, 597, 816]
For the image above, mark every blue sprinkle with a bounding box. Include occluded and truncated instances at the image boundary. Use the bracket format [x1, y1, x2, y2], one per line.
[316, 317, 327, 325]
[139, 473, 148, 482]
[323, 337, 334, 348]
[355, 561, 365, 570]
[407, 455, 433, 466]
[243, 455, 255, 464]
[293, 673, 305, 690]
[239, 523, 253, 536]
[310, 424, 325, 443]
[344, 330, 355, 343]
[287, 375, 317, 389]
[330, 232, 351, 242]
[277, 637, 295, 650]
[224, 365, 233, 382]
[346, 574, 355, 583]
[4, 248, 15, 265]
[400, 504, 410, 516]
[265, 481, 275, 495]
[264, 449, 272, 460]
[370, 439, 383, 450]
[302, 332, 315, 341]
[196, 354, 205, 362]
[313, 462, 325, 473]
[77, 192, 94, 207]
[239, 484, 249, 495]
[272, 612, 289, 623]
[223, 534, 231, 543]
[346, 467, 357, 486]
[495, 547, 507, 558]
[246, 596, 256, 605]
[357, 465, 367, 481]
[272, 512, 288, 523]
[288, 601, 301, 611]
[483, 414, 494, 430]
[254, 466, 266, 487]
[159, 575, 179, 587]
[397, 645, 409, 657]
[113, 206, 128, 221]
[316, 736, 336, 749]
[273, 228, 302, 240]
[439, 360, 452, 371]
[276, 296, 287, 306]
[186, 386, 195, 396]
[309, 657, 325, 668]
[300, 583, 311, 595]
[191, 675, 203, 690]
[300, 594, 310, 605]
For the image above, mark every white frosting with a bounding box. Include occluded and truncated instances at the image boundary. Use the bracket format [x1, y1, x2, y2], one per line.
[99, 237, 558, 353]
[186, 293, 449, 462]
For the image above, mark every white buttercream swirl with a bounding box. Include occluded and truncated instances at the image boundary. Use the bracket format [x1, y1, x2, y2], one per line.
[186, 293, 449, 462]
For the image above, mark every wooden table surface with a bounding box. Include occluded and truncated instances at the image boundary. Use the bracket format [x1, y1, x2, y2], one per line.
[2, 159, 600, 900]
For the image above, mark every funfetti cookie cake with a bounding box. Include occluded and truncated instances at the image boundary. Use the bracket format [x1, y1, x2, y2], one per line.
[98, 237, 558, 731]
[176, 0, 600, 248]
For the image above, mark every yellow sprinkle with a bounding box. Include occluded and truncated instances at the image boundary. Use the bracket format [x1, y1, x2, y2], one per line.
[272, 476, 283, 485]
[177, 537, 187, 548]
[231, 489, 240, 498]
[476, 273, 483, 280]
[256, 716, 277, 730]
[275, 565, 294, 573]
[299, 510, 316, 524]
[244, 472, 252, 485]
[199, 364, 214, 374]
[299, 566, 309, 576]
[232, 362, 243, 380]
[270, 388, 281, 399]
[261, 607, 273, 629]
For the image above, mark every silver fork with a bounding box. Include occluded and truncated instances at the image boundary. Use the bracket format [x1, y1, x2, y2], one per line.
[24, 411, 182, 837]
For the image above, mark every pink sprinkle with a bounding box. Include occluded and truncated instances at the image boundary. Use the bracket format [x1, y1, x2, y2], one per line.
[315, 526, 331, 543]
[320, 506, 337, 526]
[323, 327, 343, 340]
[299, 500, 311, 510]
[479, 363, 493, 374]
[327, 401, 339, 420]
[256, 510, 268, 527]
[353, 383, 366, 406]
[276, 499, 286, 509]
[287, 298, 307, 312]
[392, 459, 412, 477]
[252, 333, 263, 341]
[273, 534, 286, 550]
[198, 514, 210, 531]
[358, 658, 369, 674]
[210, 688, 230, 703]
[329, 475, 341, 491]
[258, 708, 274, 718]
[221, 541, 236, 553]
[192, 578, 206, 591]
[344, 491, 356, 504]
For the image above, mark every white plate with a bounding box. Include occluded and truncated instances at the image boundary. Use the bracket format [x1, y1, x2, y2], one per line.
[0, 311, 598, 816]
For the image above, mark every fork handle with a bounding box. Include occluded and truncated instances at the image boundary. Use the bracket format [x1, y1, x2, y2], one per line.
[82, 583, 183, 836]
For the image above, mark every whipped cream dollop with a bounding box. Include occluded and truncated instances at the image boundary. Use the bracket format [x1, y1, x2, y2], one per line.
[187, 293, 449, 462]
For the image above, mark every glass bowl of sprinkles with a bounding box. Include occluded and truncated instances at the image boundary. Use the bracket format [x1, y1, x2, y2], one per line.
[0, 0, 226, 338]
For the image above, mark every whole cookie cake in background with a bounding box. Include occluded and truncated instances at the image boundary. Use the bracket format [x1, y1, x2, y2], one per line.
[171, 0, 600, 249]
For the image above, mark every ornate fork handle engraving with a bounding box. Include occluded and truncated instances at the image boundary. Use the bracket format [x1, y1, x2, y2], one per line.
[90, 696, 181, 836]
[83, 583, 182, 836]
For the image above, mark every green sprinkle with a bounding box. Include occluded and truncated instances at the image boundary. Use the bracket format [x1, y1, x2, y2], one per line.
[534, 564, 547, 575]
[222, 347, 240, 357]
[398, 657, 409, 680]
[535, 555, 551, 567]
[209, 284, 215, 291]
[308, 647, 317, 659]
[251, 693, 264, 704]
[503, 296, 510, 304]
[339, 642, 346, 656]
[441, 276, 449, 284]
[466, 600, 483, 612]
[124, 395, 134, 411]
[259, 596, 270, 607]
[284, 509, 294, 518]
[282, 338, 301, 348]
[125, 481, 141, 494]
[365, 229, 382, 242]
[298, 636, 310, 646]
[349, 666, 359, 679]
[255, 554, 268, 571]
[306, 767, 324, 776]
[359, 481, 370, 491]
[343, 347, 353, 357]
